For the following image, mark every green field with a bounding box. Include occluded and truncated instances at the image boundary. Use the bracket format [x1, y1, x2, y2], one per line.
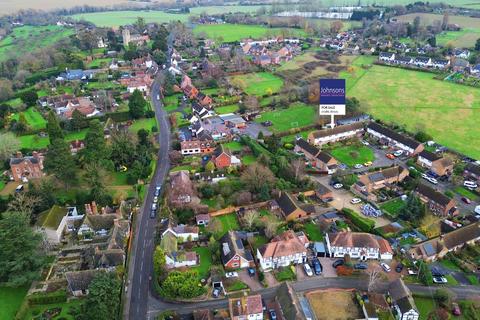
[341, 56, 480, 159]
[128, 118, 157, 133]
[223, 141, 244, 152]
[216, 213, 240, 237]
[19, 129, 89, 149]
[0, 286, 29, 320]
[329, 145, 375, 167]
[71, 6, 267, 27]
[230, 72, 283, 96]
[0, 26, 74, 61]
[255, 102, 315, 132]
[194, 23, 306, 42]
[11, 107, 47, 130]
[215, 104, 239, 114]
[380, 198, 405, 217]
[191, 247, 212, 280]
[86, 58, 111, 69]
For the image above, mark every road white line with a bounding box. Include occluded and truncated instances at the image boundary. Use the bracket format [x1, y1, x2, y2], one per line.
[141, 261, 144, 271]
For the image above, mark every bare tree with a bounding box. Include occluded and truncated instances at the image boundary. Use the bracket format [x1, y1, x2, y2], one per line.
[367, 269, 381, 293]
[7, 193, 41, 216]
[264, 216, 282, 238]
[0, 132, 20, 162]
[243, 210, 259, 230]
[243, 96, 259, 111]
[289, 158, 305, 181]
[207, 218, 223, 236]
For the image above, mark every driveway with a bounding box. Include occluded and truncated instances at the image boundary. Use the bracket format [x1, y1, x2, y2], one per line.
[318, 257, 338, 278]
[238, 269, 263, 292]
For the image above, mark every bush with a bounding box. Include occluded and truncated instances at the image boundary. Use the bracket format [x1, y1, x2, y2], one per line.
[342, 208, 375, 232]
[336, 265, 353, 276]
[27, 290, 67, 305]
[145, 110, 156, 118]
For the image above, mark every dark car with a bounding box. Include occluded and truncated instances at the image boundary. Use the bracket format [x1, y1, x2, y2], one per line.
[332, 259, 344, 268]
[312, 259, 322, 275]
[431, 267, 444, 277]
[247, 268, 256, 277]
[354, 263, 368, 270]
[461, 197, 472, 204]
[395, 263, 404, 273]
[150, 209, 156, 219]
[262, 121, 272, 127]
[269, 309, 277, 320]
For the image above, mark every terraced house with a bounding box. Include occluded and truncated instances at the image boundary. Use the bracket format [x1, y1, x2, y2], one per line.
[415, 184, 458, 216]
[417, 150, 453, 176]
[366, 122, 424, 155]
[307, 122, 365, 146]
[326, 232, 393, 260]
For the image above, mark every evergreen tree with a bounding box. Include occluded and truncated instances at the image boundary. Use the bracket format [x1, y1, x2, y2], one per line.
[70, 109, 88, 131]
[46, 111, 64, 140]
[44, 138, 76, 186]
[128, 90, 147, 119]
[82, 272, 121, 320]
[19, 90, 38, 106]
[83, 120, 109, 164]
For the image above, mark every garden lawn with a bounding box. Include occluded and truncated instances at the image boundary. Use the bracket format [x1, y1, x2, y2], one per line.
[215, 104, 239, 114]
[11, 107, 47, 130]
[128, 118, 157, 133]
[173, 112, 190, 127]
[170, 165, 193, 173]
[250, 235, 268, 252]
[445, 274, 459, 285]
[341, 55, 480, 159]
[274, 267, 296, 282]
[254, 102, 315, 132]
[440, 259, 462, 272]
[193, 23, 306, 43]
[413, 296, 437, 319]
[0, 180, 5, 192]
[230, 72, 283, 96]
[217, 213, 240, 237]
[242, 155, 256, 165]
[304, 222, 324, 241]
[226, 280, 248, 292]
[454, 186, 478, 200]
[163, 94, 180, 113]
[224, 141, 243, 152]
[87, 58, 111, 68]
[192, 247, 212, 280]
[329, 145, 375, 167]
[379, 198, 405, 217]
[0, 25, 74, 61]
[0, 286, 29, 320]
[466, 274, 480, 285]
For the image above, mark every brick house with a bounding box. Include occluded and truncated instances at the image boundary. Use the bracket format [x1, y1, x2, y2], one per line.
[354, 166, 409, 194]
[417, 150, 453, 176]
[10, 151, 44, 182]
[212, 145, 232, 168]
[294, 138, 320, 161]
[196, 92, 213, 106]
[276, 192, 308, 221]
[315, 183, 333, 202]
[220, 231, 255, 269]
[229, 294, 264, 320]
[257, 230, 309, 271]
[326, 232, 393, 260]
[180, 139, 215, 155]
[367, 122, 424, 155]
[307, 122, 365, 146]
[315, 151, 338, 174]
[415, 183, 458, 216]
[168, 170, 195, 207]
[464, 163, 480, 184]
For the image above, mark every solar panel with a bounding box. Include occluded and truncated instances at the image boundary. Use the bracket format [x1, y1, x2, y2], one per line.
[235, 239, 244, 249]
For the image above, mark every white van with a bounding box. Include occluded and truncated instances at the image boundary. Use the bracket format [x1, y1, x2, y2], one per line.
[15, 184, 24, 192]
[464, 181, 478, 189]
[475, 205, 480, 215]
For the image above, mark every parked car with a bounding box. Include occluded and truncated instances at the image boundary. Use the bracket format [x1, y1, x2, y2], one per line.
[422, 174, 438, 184]
[154, 185, 161, 197]
[433, 276, 448, 284]
[332, 259, 344, 268]
[354, 164, 364, 169]
[312, 259, 322, 275]
[269, 309, 277, 320]
[303, 263, 314, 277]
[361, 140, 370, 146]
[212, 287, 221, 298]
[338, 163, 348, 170]
[364, 161, 373, 167]
[151, 203, 157, 211]
[452, 303, 461, 316]
[464, 181, 478, 189]
[350, 198, 362, 204]
[225, 272, 238, 278]
[431, 267, 444, 277]
[354, 263, 368, 270]
[407, 268, 417, 275]
[395, 263, 404, 273]
[386, 153, 395, 160]
[15, 184, 24, 192]
[262, 121, 273, 127]
[247, 268, 256, 277]
[380, 262, 391, 272]
[153, 196, 158, 203]
[393, 150, 404, 157]
[150, 209, 156, 219]
[461, 197, 472, 204]
[333, 183, 343, 189]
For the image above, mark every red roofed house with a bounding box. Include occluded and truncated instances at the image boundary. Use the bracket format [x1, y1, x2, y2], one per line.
[229, 294, 264, 320]
[180, 140, 215, 155]
[10, 151, 44, 182]
[220, 231, 255, 269]
[326, 232, 393, 260]
[197, 92, 213, 106]
[257, 230, 309, 271]
[212, 145, 232, 169]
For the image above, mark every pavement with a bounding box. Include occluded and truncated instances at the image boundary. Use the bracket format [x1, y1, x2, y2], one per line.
[124, 73, 171, 320]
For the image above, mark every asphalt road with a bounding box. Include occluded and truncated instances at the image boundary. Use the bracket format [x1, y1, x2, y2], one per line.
[146, 276, 480, 318]
[124, 75, 171, 320]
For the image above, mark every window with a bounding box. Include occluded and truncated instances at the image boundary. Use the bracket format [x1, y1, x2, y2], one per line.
[232, 262, 239, 267]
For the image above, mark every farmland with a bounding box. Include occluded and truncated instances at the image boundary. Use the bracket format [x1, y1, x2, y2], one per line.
[71, 6, 268, 27]
[193, 23, 306, 43]
[0, 26, 74, 61]
[254, 102, 316, 132]
[229, 72, 284, 96]
[341, 55, 480, 159]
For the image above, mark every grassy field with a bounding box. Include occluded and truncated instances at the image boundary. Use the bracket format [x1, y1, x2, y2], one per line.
[341, 55, 480, 159]
[223, 141, 243, 152]
[414, 296, 437, 319]
[22, 298, 84, 320]
[191, 247, 212, 280]
[216, 213, 240, 237]
[254, 102, 315, 132]
[230, 72, 284, 96]
[215, 104, 239, 114]
[71, 6, 268, 27]
[0, 26, 74, 61]
[86, 57, 111, 68]
[380, 198, 405, 217]
[436, 28, 480, 47]
[304, 222, 324, 241]
[454, 186, 478, 200]
[0, 286, 29, 320]
[19, 129, 89, 150]
[128, 118, 157, 133]
[329, 145, 375, 167]
[11, 107, 47, 131]
[193, 23, 306, 42]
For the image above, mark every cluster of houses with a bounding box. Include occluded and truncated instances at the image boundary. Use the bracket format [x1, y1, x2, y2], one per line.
[379, 52, 451, 69]
[240, 38, 301, 66]
[38, 94, 101, 119]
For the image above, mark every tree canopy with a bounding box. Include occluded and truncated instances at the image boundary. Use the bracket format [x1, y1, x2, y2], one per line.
[80, 272, 121, 320]
[128, 89, 147, 119]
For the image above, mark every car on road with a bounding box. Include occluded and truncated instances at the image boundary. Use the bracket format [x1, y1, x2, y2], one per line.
[464, 181, 478, 189]
[333, 183, 343, 189]
[386, 153, 395, 160]
[153, 196, 158, 203]
[380, 262, 391, 272]
[269, 309, 277, 320]
[433, 276, 448, 284]
[303, 263, 314, 277]
[364, 161, 373, 167]
[395, 263, 404, 273]
[452, 303, 461, 316]
[361, 140, 370, 146]
[332, 259, 344, 268]
[350, 198, 362, 204]
[154, 185, 161, 197]
[461, 197, 472, 204]
[212, 287, 221, 298]
[354, 263, 368, 270]
[225, 272, 238, 278]
[151, 203, 157, 211]
[312, 259, 322, 275]
[150, 209, 156, 219]
[393, 150, 404, 157]
[354, 164, 364, 169]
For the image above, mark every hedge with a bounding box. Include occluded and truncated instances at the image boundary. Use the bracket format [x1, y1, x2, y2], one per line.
[27, 289, 67, 305]
[105, 111, 132, 122]
[342, 208, 375, 232]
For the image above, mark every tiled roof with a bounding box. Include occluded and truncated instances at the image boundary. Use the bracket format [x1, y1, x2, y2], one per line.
[310, 122, 364, 139]
[416, 183, 452, 207]
[367, 122, 421, 150]
[443, 222, 480, 250]
[258, 230, 308, 258]
[295, 138, 320, 157]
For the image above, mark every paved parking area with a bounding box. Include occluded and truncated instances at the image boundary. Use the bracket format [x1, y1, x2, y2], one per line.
[266, 300, 284, 320]
[238, 269, 263, 292]
[318, 257, 338, 278]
